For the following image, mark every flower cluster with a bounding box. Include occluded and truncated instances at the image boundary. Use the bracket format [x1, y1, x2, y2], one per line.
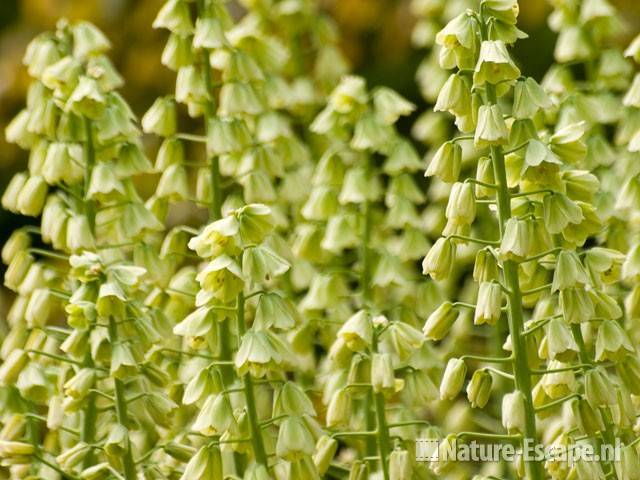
[1, 19, 166, 479]
[2, 1, 640, 479]
[421, 1, 640, 478]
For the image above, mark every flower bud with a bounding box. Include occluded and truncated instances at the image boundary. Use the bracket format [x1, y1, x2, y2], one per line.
[440, 358, 466, 400]
[64, 368, 95, 399]
[16, 175, 47, 217]
[475, 103, 509, 148]
[80, 462, 111, 480]
[2, 230, 31, 265]
[5, 252, 34, 292]
[430, 434, 457, 475]
[423, 301, 457, 341]
[0, 440, 35, 458]
[502, 390, 526, 433]
[313, 435, 338, 476]
[425, 141, 462, 183]
[422, 237, 455, 281]
[0, 349, 28, 385]
[195, 255, 243, 303]
[25, 288, 52, 328]
[56, 442, 91, 471]
[326, 388, 351, 428]
[466, 369, 492, 408]
[273, 381, 315, 418]
[389, 449, 412, 480]
[66, 215, 95, 252]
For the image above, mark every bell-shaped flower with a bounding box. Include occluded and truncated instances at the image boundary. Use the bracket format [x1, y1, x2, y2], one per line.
[255, 292, 299, 331]
[545, 318, 578, 361]
[474, 104, 508, 148]
[502, 390, 526, 434]
[72, 21, 110, 58]
[273, 382, 315, 418]
[560, 287, 594, 324]
[500, 218, 531, 260]
[434, 73, 471, 118]
[152, 0, 194, 35]
[195, 255, 244, 303]
[235, 329, 293, 377]
[142, 96, 177, 137]
[242, 245, 290, 284]
[466, 369, 492, 408]
[16, 175, 48, 217]
[440, 358, 466, 400]
[373, 87, 415, 124]
[192, 393, 237, 436]
[422, 237, 455, 281]
[328, 75, 367, 113]
[235, 203, 273, 245]
[474, 40, 521, 86]
[474, 281, 503, 325]
[188, 216, 239, 258]
[338, 310, 373, 351]
[584, 368, 616, 409]
[595, 320, 634, 361]
[541, 360, 577, 399]
[425, 141, 462, 183]
[543, 192, 584, 234]
[552, 251, 590, 292]
[512, 77, 552, 119]
[549, 122, 587, 164]
[276, 415, 315, 461]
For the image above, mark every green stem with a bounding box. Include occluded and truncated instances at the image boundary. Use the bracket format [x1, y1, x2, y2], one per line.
[235, 292, 268, 467]
[571, 324, 618, 479]
[486, 82, 543, 480]
[373, 391, 390, 480]
[361, 200, 372, 306]
[81, 117, 98, 469]
[107, 317, 136, 480]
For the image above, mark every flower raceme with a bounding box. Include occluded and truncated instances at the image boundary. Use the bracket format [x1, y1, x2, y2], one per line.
[421, 0, 640, 478]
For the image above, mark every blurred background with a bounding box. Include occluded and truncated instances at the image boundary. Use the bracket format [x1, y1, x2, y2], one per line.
[0, 0, 638, 239]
